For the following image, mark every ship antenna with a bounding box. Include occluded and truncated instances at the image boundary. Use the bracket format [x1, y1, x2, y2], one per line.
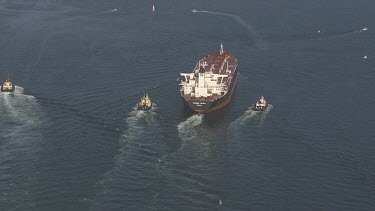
[220, 43, 224, 55]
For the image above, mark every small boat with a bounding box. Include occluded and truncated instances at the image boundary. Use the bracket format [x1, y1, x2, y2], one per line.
[1, 74, 15, 92]
[152, 4, 155, 12]
[137, 90, 153, 111]
[251, 95, 268, 111]
[360, 27, 368, 32]
[191, 9, 199, 13]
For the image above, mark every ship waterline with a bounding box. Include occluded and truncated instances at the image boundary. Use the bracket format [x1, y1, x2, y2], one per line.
[180, 44, 238, 113]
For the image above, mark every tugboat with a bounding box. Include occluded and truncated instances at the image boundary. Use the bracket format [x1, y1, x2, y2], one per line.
[1, 74, 15, 92]
[251, 95, 268, 111]
[137, 90, 153, 111]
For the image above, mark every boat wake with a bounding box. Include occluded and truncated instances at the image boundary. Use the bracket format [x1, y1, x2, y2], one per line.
[309, 28, 368, 41]
[271, 28, 367, 45]
[148, 114, 206, 178]
[91, 106, 163, 209]
[0, 87, 45, 209]
[91, 8, 118, 16]
[229, 108, 260, 129]
[175, 114, 214, 160]
[14, 86, 25, 95]
[229, 104, 273, 130]
[0, 86, 38, 123]
[177, 114, 204, 144]
[119, 105, 159, 146]
[259, 104, 273, 125]
[197, 11, 267, 49]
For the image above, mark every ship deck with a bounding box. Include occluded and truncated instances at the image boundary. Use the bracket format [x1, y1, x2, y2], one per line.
[194, 51, 237, 77]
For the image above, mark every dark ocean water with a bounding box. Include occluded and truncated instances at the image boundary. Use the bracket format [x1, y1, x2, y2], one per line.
[1, 0, 375, 210]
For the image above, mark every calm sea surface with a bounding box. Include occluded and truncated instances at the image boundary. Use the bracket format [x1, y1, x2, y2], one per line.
[1, 0, 375, 210]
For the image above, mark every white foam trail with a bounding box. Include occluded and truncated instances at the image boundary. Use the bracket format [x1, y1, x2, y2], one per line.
[0, 88, 46, 209]
[1, 87, 38, 124]
[259, 104, 273, 125]
[120, 105, 158, 145]
[198, 11, 267, 49]
[229, 106, 261, 130]
[177, 114, 203, 141]
[145, 115, 204, 175]
[14, 86, 24, 94]
[108, 105, 160, 167]
[90, 106, 161, 209]
[91, 8, 118, 16]
[229, 104, 273, 132]
[175, 114, 205, 155]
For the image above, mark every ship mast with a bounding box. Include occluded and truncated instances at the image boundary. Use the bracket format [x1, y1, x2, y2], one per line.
[220, 43, 224, 55]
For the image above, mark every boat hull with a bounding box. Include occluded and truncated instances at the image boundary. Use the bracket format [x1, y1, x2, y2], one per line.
[137, 106, 152, 111]
[251, 103, 268, 111]
[137, 104, 152, 111]
[182, 71, 238, 113]
[1, 85, 15, 92]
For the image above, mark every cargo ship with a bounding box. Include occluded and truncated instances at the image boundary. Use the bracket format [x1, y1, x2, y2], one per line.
[179, 43, 238, 113]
